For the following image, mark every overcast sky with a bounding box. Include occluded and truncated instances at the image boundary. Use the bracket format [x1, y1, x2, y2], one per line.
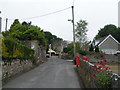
[0, 0, 119, 41]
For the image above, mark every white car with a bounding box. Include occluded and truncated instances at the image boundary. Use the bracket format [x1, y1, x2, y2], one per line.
[116, 51, 120, 54]
[46, 54, 50, 58]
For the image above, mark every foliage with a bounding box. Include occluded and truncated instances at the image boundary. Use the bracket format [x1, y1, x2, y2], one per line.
[2, 19, 64, 62]
[21, 26, 46, 45]
[95, 46, 99, 52]
[2, 19, 46, 46]
[63, 47, 68, 53]
[89, 44, 94, 52]
[9, 19, 20, 32]
[0, 37, 2, 57]
[63, 42, 89, 56]
[95, 24, 120, 43]
[91, 60, 112, 88]
[79, 50, 89, 55]
[63, 42, 74, 56]
[2, 37, 34, 60]
[44, 31, 63, 51]
[44, 31, 53, 45]
[96, 70, 112, 88]
[75, 20, 88, 48]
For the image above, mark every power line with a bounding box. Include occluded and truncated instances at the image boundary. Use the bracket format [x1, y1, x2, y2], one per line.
[8, 7, 71, 21]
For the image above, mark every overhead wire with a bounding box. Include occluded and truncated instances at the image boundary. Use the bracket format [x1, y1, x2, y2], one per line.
[7, 6, 71, 21]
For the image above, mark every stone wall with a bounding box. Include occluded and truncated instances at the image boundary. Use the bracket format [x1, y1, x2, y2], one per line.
[2, 40, 47, 85]
[2, 60, 33, 83]
[86, 53, 120, 64]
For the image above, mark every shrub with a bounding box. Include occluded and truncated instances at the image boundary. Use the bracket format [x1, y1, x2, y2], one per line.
[91, 59, 112, 88]
[96, 70, 112, 88]
[2, 37, 34, 60]
[89, 44, 94, 52]
[95, 46, 99, 52]
[79, 50, 89, 55]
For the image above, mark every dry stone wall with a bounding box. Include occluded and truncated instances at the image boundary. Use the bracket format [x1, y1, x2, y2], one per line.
[2, 60, 33, 82]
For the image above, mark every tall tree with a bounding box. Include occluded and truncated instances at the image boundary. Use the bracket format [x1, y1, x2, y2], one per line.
[9, 19, 20, 32]
[2, 19, 47, 46]
[44, 31, 53, 45]
[95, 24, 120, 42]
[75, 20, 88, 49]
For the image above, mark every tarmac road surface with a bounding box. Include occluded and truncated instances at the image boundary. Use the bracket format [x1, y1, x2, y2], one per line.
[3, 56, 83, 88]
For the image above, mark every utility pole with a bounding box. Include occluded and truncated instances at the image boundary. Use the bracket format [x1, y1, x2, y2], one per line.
[72, 6, 76, 59]
[0, 11, 1, 33]
[0, 17, 1, 33]
[5, 18, 8, 31]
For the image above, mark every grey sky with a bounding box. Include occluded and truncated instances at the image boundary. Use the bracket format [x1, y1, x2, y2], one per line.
[0, 0, 119, 41]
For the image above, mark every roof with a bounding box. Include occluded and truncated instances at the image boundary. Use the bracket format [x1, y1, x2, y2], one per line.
[93, 36, 107, 46]
[98, 34, 120, 46]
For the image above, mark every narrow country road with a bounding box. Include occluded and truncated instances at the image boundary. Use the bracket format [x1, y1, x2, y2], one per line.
[3, 56, 83, 88]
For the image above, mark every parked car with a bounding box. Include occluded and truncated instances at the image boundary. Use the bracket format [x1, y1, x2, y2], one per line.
[116, 51, 120, 54]
[46, 54, 50, 58]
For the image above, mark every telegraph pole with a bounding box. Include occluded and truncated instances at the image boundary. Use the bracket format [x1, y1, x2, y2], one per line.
[0, 17, 1, 33]
[72, 6, 76, 59]
[0, 11, 1, 33]
[5, 18, 8, 31]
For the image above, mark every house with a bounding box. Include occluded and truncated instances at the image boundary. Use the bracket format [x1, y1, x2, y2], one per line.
[93, 34, 120, 54]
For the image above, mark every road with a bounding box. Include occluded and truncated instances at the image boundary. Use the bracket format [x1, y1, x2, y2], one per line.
[3, 56, 83, 88]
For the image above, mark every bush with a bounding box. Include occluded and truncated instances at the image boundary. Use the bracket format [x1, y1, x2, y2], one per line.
[2, 37, 34, 60]
[96, 70, 112, 88]
[79, 50, 89, 55]
[89, 44, 94, 52]
[95, 46, 99, 52]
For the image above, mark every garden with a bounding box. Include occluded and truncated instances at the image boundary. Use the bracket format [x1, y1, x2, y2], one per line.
[77, 56, 120, 88]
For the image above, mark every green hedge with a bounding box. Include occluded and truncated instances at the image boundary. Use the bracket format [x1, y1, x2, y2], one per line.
[2, 37, 34, 60]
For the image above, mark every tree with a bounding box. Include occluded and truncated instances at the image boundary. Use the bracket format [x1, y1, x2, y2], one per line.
[2, 19, 47, 46]
[89, 44, 94, 52]
[75, 20, 88, 49]
[9, 19, 20, 32]
[63, 42, 80, 56]
[44, 31, 53, 45]
[44, 31, 63, 51]
[95, 46, 99, 52]
[95, 24, 120, 42]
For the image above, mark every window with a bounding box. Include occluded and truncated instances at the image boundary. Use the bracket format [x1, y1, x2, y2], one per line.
[101, 49, 116, 54]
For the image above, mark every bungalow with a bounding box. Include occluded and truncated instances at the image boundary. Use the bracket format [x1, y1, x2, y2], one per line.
[93, 34, 120, 54]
